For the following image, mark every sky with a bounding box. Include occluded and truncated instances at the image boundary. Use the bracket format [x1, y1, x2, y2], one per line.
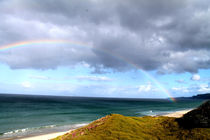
[0, 0, 210, 98]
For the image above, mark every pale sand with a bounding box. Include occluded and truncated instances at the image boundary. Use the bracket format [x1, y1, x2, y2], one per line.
[163, 109, 192, 118]
[19, 130, 71, 140]
[18, 109, 193, 140]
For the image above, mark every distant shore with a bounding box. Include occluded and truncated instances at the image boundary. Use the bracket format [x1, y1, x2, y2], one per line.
[19, 109, 192, 140]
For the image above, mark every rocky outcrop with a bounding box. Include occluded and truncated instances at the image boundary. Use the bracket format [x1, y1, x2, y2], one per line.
[176, 100, 210, 128]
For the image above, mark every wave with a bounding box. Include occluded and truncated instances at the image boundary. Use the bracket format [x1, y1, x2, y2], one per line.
[138, 108, 193, 116]
[139, 110, 158, 116]
[1, 123, 88, 139]
[2, 124, 56, 136]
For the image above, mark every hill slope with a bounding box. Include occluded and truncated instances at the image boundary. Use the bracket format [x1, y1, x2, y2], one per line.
[53, 114, 210, 140]
[176, 100, 210, 128]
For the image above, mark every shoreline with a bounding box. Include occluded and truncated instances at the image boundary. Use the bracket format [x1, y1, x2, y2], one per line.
[163, 109, 192, 118]
[9, 109, 193, 140]
[19, 130, 71, 140]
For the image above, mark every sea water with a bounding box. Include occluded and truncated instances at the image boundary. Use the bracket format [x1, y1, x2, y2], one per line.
[0, 94, 203, 139]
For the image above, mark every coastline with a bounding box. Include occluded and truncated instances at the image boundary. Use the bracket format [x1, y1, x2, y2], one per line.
[18, 109, 193, 140]
[163, 109, 192, 118]
[19, 130, 71, 140]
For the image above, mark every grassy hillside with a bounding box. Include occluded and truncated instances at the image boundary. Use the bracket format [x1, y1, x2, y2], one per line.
[52, 114, 210, 140]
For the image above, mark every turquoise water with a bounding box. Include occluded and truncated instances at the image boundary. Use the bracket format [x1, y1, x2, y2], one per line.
[0, 94, 204, 139]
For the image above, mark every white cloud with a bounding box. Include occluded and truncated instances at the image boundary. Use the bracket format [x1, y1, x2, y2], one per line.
[171, 87, 189, 93]
[171, 87, 180, 91]
[138, 83, 152, 92]
[198, 84, 210, 93]
[191, 74, 200, 81]
[21, 81, 32, 88]
[76, 75, 112, 81]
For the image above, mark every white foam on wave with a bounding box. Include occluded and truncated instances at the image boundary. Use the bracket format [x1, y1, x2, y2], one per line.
[4, 128, 29, 135]
[138, 108, 194, 117]
[74, 123, 88, 127]
[3, 125, 57, 136]
[139, 110, 158, 116]
[1, 122, 88, 139]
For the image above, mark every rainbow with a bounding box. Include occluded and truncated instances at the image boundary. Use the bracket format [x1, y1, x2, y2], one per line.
[103, 51, 176, 102]
[0, 39, 89, 51]
[0, 39, 175, 102]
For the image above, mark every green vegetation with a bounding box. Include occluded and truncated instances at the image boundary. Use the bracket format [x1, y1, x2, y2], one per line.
[53, 114, 210, 140]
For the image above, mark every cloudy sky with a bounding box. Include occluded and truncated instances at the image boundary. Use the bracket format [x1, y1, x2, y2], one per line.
[0, 0, 210, 98]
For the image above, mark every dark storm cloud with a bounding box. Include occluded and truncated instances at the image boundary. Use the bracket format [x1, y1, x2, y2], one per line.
[0, 0, 210, 73]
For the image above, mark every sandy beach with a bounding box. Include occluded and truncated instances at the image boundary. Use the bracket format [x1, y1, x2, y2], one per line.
[163, 109, 192, 118]
[18, 109, 192, 140]
[19, 131, 71, 140]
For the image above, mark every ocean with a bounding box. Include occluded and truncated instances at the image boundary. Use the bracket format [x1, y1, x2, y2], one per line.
[0, 94, 204, 139]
